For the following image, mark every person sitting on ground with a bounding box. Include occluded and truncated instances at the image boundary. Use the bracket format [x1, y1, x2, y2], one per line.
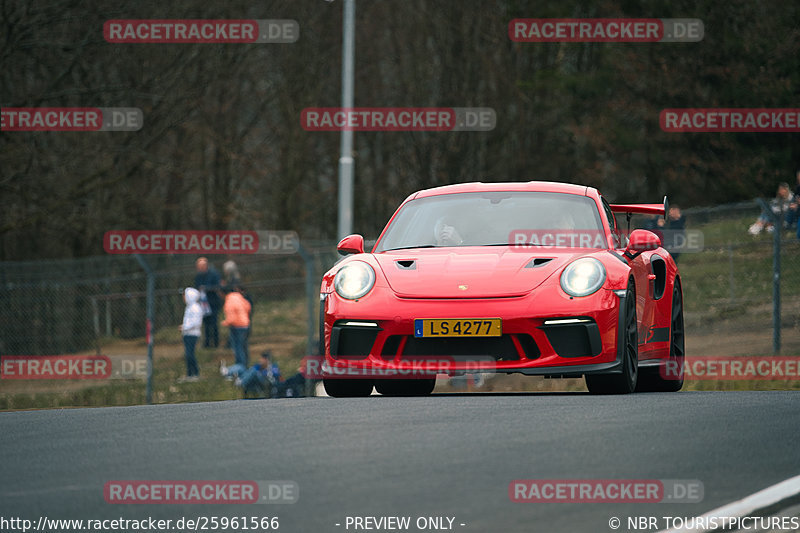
[275, 367, 308, 398]
[221, 353, 308, 398]
[220, 350, 281, 398]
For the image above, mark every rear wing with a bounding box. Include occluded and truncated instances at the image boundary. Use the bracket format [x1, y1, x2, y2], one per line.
[610, 196, 668, 220]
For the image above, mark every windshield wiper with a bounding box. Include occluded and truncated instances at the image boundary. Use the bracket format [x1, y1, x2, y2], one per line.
[384, 243, 547, 250]
[383, 245, 438, 251]
[483, 242, 546, 247]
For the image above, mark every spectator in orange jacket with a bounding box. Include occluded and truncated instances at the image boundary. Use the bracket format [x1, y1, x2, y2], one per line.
[221, 286, 252, 367]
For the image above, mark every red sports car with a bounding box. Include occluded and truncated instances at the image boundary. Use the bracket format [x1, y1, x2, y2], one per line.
[319, 181, 684, 397]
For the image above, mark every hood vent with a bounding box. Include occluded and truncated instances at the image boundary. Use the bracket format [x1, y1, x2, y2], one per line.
[396, 260, 417, 270]
[525, 258, 553, 268]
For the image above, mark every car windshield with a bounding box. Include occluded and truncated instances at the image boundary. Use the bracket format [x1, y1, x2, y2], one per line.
[375, 191, 607, 252]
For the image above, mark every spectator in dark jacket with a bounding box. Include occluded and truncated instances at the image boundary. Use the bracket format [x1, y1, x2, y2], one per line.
[662, 205, 686, 262]
[194, 257, 222, 348]
[644, 206, 686, 263]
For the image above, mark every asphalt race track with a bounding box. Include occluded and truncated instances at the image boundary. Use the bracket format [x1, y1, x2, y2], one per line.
[1, 391, 798, 532]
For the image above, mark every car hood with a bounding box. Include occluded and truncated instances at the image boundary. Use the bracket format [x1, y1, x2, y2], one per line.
[374, 248, 585, 298]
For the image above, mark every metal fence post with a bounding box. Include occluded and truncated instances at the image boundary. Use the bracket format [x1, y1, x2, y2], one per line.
[772, 217, 781, 354]
[105, 299, 112, 337]
[133, 254, 155, 404]
[727, 243, 735, 304]
[92, 297, 100, 338]
[757, 199, 781, 353]
[297, 243, 317, 397]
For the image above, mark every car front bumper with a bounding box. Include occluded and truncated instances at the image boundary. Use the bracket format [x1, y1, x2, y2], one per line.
[321, 286, 626, 379]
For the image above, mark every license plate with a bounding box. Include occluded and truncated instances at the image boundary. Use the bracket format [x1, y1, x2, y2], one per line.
[414, 318, 502, 338]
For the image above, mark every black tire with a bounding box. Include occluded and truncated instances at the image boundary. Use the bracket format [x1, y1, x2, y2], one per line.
[636, 278, 685, 392]
[585, 277, 638, 394]
[323, 378, 374, 397]
[375, 378, 436, 396]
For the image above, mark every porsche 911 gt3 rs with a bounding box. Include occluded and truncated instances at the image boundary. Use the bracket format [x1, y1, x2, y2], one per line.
[319, 181, 685, 397]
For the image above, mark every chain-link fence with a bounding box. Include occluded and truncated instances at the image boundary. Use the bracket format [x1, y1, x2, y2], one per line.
[0, 245, 341, 357]
[661, 200, 800, 355]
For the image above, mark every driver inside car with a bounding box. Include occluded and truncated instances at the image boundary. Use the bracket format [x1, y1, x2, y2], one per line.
[433, 216, 464, 246]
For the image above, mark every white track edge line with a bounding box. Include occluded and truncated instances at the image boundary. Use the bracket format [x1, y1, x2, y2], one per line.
[658, 474, 800, 533]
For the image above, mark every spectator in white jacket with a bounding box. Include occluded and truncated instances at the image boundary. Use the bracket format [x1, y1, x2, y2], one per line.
[178, 287, 204, 382]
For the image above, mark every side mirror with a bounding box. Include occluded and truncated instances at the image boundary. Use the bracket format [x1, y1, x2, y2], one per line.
[337, 234, 365, 255]
[625, 229, 661, 257]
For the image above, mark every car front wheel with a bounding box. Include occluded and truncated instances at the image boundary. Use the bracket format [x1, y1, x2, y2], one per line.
[375, 378, 436, 397]
[585, 277, 638, 394]
[323, 378, 374, 397]
[636, 278, 685, 392]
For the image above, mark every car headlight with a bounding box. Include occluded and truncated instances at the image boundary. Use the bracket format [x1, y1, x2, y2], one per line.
[560, 257, 606, 297]
[334, 261, 376, 300]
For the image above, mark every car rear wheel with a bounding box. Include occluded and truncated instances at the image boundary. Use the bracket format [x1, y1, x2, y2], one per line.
[585, 277, 638, 394]
[636, 278, 685, 392]
[375, 378, 436, 397]
[323, 378, 374, 397]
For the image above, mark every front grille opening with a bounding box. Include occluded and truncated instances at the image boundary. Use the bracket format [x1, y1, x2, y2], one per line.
[380, 335, 403, 360]
[516, 333, 541, 360]
[394, 335, 527, 361]
[330, 323, 380, 360]
[540, 320, 602, 358]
